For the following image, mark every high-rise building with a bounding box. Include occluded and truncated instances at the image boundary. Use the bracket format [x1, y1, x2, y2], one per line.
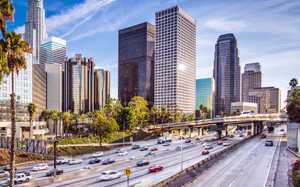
[94, 69, 111, 109]
[248, 87, 281, 114]
[25, 0, 48, 63]
[196, 78, 214, 117]
[118, 22, 155, 106]
[63, 54, 95, 114]
[0, 54, 33, 121]
[45, 63, 63, 111]
[40, 37, 67, 64]
[32, 63, 47, 118]
[154, 6, 196, 113]
[213, 33, 241, 116]
[242, 63, 262, 102]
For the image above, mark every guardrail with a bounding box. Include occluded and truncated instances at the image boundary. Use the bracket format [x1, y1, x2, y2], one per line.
[153, 136, 254, 187]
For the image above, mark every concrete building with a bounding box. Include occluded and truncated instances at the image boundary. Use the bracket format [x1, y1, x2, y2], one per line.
[248, 87, 281, 114]
[196, 78, 214, 117]
[0, 53, 33, 121]
[25, 0, 48, 63]
[154, 6, 196, 113]
[118, 22, 155, 106]
[242, 63, 262, 102]
[45, 63, 63, 111]
[94, 69, 111, 109]
[32, 63, 47, 118]
[40, 36, 67, 64]
[63, 54, 95, 113]
[231, 102, 258, 114]
[214, 33, 241, 116]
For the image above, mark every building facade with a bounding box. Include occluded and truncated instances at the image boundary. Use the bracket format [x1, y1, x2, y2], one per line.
[25, 0, 48, 63]
[230, 102, 258, 114]
[32, 63, 47, 118]
[118, 22, 155, 106]
[40, 36, 67, 64]
[196, 78, 214, 117]
[242, 63, 262, 102]
[0, 53, 33, 121]
[154, 6, 196, 113]
[94, 69, 111, 109]
[213, 33, 241, 116]
[248, 87, 281, 114]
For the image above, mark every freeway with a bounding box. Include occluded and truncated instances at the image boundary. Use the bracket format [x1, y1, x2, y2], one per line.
[186, 129, 283, 187]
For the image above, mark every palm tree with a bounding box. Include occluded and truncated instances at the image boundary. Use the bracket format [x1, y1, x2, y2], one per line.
[27, 103, 36, 139]
[0, 0, 13, 36]
[0, 31, 31, 186]
[62, 112, 71, 137]
[290, 78, 298, 89]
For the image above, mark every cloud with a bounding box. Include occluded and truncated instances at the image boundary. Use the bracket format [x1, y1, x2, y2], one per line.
[203, 18, 247, 32]
[15, 25, 25, 34]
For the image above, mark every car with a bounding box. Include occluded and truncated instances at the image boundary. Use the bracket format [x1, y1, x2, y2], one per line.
[132, 145, 140, 150]
[178, 136, 185, 140]
[118, 151, 128, 156]
[89, 157, 101, 164]
[69, 159, 82, 165]
[217, 140, 223, 145]
[129, 156, 136, 160]
[280, 129, 285, 132]
[0, 178, 9, 186]
[165, 137, 172, 142]
[31, 163, 48, 171]
[184, 139, 192, 143]
[136, 160, 150, 167]
[239, 134, 244, 137]
[149, 165, 164, 173]
[150, 147, 158, 151]
[260, 134, 267, 139]
[99, 170, 122, 181]
[102, 158, 115, 165]
[115, 148, 125, 154]
[229, 134, 234, 138]
[204, 145, 213, 150]
[163, 143, 171, 146]
[202, 150, 209, 155]
[15, 172, 31, 184]
[265, 140, 274, 146]
[16, 171, 31, 177]
[157, 138, 166, 144]
[91, 152, 104, 158]
[139, 146, 149, 151]
[223, 142, 231, 146]
[57, 157, 69, 165]
[45, 169, 64, 177]
[144, 152, 156, 157]
[0, 170, 9, 178]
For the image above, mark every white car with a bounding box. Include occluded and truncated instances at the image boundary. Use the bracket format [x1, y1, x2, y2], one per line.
[118, 151, 128, 156]
[57, 157, 70, 165]
[31, 163, 48, 171]
[69, 159, 82, 165]
[15, 172, 31, 184]
[99, 170, 122, 181]
[0, 170, 9, 178]
[91, 152, 104, 158]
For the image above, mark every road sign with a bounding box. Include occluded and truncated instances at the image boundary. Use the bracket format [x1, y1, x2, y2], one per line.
[124, 167, 131, 177]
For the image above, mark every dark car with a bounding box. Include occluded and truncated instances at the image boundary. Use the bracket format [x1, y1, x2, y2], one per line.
[184, 139, 192, 143]
[265, 140, 274, 146]
[102, 158, 115, 165]
[132, 145, 140, 150]
[89, 158, 101, 164]
[136, 160, 150, 167]
[46, 169, 63, 177]
[139, 146, 149, 151]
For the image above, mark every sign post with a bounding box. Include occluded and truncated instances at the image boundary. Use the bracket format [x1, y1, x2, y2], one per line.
[124, 167, 131, 187]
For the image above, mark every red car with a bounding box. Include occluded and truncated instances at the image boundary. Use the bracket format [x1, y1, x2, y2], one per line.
[150, 147, 158, 151]
[217, 141, 223, 145]
[202, 150, 209, 155]
[149, 165, 164, 173]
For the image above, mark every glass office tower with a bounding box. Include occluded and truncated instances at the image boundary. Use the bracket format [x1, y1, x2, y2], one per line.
[196, 78, 214, 117]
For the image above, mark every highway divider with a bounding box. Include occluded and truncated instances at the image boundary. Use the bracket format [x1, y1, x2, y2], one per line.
[153, 136, 255, 187]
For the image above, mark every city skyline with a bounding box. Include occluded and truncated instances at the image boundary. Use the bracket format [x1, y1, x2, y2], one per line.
[10, 0, 300, 107]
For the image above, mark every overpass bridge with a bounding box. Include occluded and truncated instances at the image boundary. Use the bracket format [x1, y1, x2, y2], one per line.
[149, 113, 288, 138]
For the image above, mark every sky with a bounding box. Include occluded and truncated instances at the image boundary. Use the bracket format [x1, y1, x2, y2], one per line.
[10, 0, 300, 108]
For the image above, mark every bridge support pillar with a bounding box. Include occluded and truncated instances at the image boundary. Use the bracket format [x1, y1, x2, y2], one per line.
[216, 123, 223, 139]
[225, 124, 228, 137]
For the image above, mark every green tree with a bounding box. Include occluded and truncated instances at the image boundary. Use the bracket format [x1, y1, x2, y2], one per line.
[150, 106, 159, 125]
[27, 103, 36, 139]
[62, 112, 72, 137]
[50, 110, 61, 137]
[287, 81, 300, 123]
[289, 78, 298, 89]
[128, 96, 149, 128]
[92, 110, 119, 146]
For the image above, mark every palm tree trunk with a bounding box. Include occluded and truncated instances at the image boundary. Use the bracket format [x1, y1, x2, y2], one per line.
[29, 117, 32, 139]
[10, 72, 16, 187]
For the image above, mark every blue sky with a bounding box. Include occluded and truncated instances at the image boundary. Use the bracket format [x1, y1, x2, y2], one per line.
[11, 0, 300, 107]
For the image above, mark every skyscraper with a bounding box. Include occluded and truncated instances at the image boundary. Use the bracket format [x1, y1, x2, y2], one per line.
[118, 22, 155, 106]
[40, 37, 67, 64]
[154, 6, 196, 113]
[25, 0, 48, 63]
[94, 69, 111, 109]
[196, 78, 214, 117]
[32, 63, 47, 118]
[63, 54, 95, 113]
[213, 33, 241, 116]
[242, 63, 262, 102]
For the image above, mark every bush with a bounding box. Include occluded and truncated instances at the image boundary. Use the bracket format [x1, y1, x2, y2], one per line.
[293, 170, 300, 187]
